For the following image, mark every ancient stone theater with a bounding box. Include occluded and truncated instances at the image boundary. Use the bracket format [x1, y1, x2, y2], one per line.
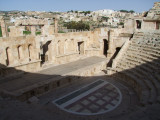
[0, 2, 160, 120]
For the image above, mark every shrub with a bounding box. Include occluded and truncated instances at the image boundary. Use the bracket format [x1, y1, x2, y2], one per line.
[64, 21, 90, 30]
[36, 31, 41, 35]
[58, 31, 66, 33]
[23, 31, 31, 35]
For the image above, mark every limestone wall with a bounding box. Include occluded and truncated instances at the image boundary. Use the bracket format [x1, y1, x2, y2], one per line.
[0, 26, 131, 73]
[15, 18, 49, 26]
[9, 26, 25, 37]
[0, 23, 132, 77]
[0, 17, 8, 37]
[142, 21, 157, 30]
[0, 35, 41, 74]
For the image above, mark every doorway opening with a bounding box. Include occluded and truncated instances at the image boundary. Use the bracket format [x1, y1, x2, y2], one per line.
[78, 42, 84, 55]
[41, 41, 51, 65]
[103, 39, 108, 56]
[136, 20, 142, 29]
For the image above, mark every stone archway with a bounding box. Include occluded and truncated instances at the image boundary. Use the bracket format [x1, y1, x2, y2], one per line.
[17, 45, 24, 60]
[6, 47, 12, 66]
[28, 44, 34, 61]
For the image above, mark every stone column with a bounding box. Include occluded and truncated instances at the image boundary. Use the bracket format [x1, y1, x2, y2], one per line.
[0, 17, 8, 37]
[31, 26, 36, 36]
[107, 30, 114, 58]
[41, 25, 44, 35]
[54, 18, 58, 33]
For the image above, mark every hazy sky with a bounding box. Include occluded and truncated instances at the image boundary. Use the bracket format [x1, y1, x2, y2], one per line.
[0, 0, 158, 12]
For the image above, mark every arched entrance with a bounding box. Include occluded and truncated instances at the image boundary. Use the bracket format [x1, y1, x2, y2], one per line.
[28, 44, 33, 61]
[103, 39, 108, 56]
[6, 47, 12, 66]
[17, 45, 23, 60]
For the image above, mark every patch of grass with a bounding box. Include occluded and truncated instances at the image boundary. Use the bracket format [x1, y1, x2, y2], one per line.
[36, 31, 41, 35]
[8, 28, 10, 32]
[0, 26, 2, 37]
[23, 31, 31, 35]
[58, 31, 66, 33]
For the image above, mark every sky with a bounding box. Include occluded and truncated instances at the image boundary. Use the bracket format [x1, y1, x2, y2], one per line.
[0, 0, 159, 13]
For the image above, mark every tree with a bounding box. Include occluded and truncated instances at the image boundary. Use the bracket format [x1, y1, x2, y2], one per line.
[118, 22, 124, 26]
[119, 10, 135, 13]
[119, 10, 129, 13]
[80, 11, 91, 16]
[101, 16, 109, 22]
[64, 21, 90, 30]
[129, 10, 135, 13]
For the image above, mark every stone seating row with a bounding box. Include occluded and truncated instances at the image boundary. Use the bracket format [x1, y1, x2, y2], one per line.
[117, 59, 160, 96]
[108, 32, 160, 105]
[119, 57, 156, 72]
[128, 47, 160, 58]
[108, 67, 150, 105]
[125, 51, 157, 62]
[129, 42, 160, 53]
[113, 61, 159, 104]
[117, 64, 157, 103]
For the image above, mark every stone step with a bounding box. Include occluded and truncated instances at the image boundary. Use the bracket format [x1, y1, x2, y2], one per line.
[131, 42, 160, 51]
[142, 42, 160, 47]
[123, 55, 160, 69]
[117, 59, 160, 96]
[133, 33, 144, 37]
[134, 38, 160, 43]
[117, 64, 153, 88]
[124, 52, 156, 63]
[128, 47, 160, 58]
[116, 66, 156, 104]
[108, 67, 151, 105]
[148, 74, 160, 96]
[126, 57, 159, 72]
[118, 59, 154, 73]
[118, 71, 149, 105]
[154, 72, 160, 84]
[126, 50, 158, 60]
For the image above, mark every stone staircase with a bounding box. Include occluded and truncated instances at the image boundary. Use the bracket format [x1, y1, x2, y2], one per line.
[108, 32, 160, 105]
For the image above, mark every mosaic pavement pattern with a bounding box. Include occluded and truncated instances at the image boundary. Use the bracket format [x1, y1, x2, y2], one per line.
[53, 80, 122, 115]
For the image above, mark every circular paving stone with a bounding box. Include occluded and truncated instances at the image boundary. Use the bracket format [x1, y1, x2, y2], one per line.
[53, 79, 122, 115]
